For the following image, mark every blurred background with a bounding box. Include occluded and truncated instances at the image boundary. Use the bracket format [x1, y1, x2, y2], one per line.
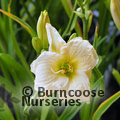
[0, 0, 120, 120]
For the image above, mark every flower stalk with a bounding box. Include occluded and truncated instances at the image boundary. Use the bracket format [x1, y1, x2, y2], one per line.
[62, 0, 78, 38]
[75, 0, 92, 40]
[83, 17, 88, 40]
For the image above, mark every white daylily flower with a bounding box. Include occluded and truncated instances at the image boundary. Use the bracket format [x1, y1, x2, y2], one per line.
[30, 23, 99, 103]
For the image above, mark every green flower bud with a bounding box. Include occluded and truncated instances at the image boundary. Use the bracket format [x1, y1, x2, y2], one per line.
[110, 0, 120, 30]
[87, 10, 93, 32]
[68, 33, 77, 42]
[32, 37, 41, 54]
[37, 10, 50, 49]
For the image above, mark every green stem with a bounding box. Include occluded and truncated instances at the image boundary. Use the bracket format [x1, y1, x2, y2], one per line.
[62, 0, 78, 38]
[86, 0, 90, 9]
[83, 18, 88, 39]
[79, 3, 88, 40]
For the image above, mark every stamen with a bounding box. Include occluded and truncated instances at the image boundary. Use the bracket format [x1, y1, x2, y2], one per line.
[61, 66, 67, 74]
[51, 68, 62, 74]
[52, 61, 73, 76]
[60, 61, 73, 75]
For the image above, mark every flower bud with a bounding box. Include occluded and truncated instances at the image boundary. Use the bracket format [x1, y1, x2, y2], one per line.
[110, 0, 120, 30]
[32, 37, 41, 54]
[37, 10, 50, 49]
[68, 33, 77, 42]
[87, 10, 93, 32]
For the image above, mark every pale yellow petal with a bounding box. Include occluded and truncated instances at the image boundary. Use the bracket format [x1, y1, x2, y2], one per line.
[59, 71, 90, 104]
[30, 51, 62, 74]
[30, 51, 68, 91]
[34, 75, 69, 91]
[46, 23, 66, 53]
[61, 37, 99, 71]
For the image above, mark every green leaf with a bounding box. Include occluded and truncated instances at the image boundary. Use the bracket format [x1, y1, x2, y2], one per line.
[61, 0, 71, 17]
[98, 0, 111, 55]
[97, 36, 107, 48]
[80, 66, 104, 120]
[46, 107, 58, 120]
[80, 102, 91, 120]
[93, 24, 99, 51]
[105, 28, 118, 54]
[99, 47, 120, 74]
[41, 106, 50, 120]
[112, 68, 120, 85]
[0, 53, 33, 120]
[0, 98, 15, 120]
[90, 0, 100, 10]
[0, 9, 37, 37]
[0, 53, 33, 87]
[89, 67, 105, 119]
[0, 76, 16, 94]
[59, 103, 85, 120]
[104, 0, 110, 11]
[92, 91, 120, 120]
[91, 76, 104, 90]
[8, 0, 34, 80]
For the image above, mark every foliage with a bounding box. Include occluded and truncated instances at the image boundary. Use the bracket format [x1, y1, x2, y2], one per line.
[0, 0, 120, 120]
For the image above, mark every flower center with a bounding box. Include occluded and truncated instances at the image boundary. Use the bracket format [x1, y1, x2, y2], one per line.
[59, 61, 73, 76]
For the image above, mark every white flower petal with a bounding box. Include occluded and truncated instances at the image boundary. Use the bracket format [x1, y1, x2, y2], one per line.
[61, 37, 99, 71]
[30, 51, 62, 74]
[46, 23, 66, 53]
[63, 71, 90, 104]
[30, 51, 68, 91]
[34, 75, 69, 91]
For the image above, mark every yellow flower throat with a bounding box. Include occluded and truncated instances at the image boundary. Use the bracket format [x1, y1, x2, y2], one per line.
[59, 61, 73, 75]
